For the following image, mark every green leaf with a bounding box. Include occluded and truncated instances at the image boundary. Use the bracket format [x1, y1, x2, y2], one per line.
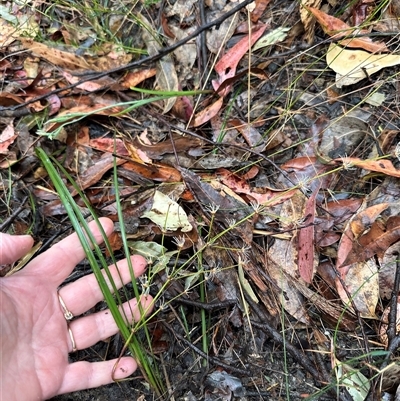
[253, 27, 290, 51]
[238, 259, 259, 303]
[128, 240, 178, 274]
[335, 358, 370, 401]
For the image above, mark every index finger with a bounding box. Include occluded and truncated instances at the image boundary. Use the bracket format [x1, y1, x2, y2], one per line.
[0, 234, 34, 265]
[24, 217, 114, 285]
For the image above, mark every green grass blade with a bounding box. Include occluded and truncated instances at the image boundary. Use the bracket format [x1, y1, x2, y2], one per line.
[36, 147, 163, 394]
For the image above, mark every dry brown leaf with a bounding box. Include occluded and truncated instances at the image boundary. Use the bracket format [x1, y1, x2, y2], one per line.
[315, 198, 363, 247]
[167, 25, 197, 82]
[121, 69, 157, 89]
[86, 45, 132, 71]
[282, 156, 318, 169]
[343, 216, 400, 266]
[206, 3, 239, 55]
[104, 232, 123, 256]
[335, 203, 387, 318]
[251, 0, 272, 23]
[128, 134, 203, 160]
[122, 161, 182, 183]
[216, 168, 297, 206]
[297, 184, 319, 283]
[379, 242, 400, 300]
[161, 12, 175, 39]
[337, 203, 388, 273]
[309, 7, 388, 52]
[43, 100, 126, 136]
[208, 179, 250, 207]
[19, 38, 93, 71]
[300, 0, 322, 43]
[267, 237, 311, 324]
[141, 16, 178, 113]
[326, 86, 340, 103]
[0, 18, 19, 46]
[89, 138, 130, 156]
[337, 258, 379, 319]
[379, 129, 399, 154]
[0, 92, 25, 107]
[0, 121, 17, 154]
[266, 191, 312, 323]
[62, 72, 118, 92]
[0, 152, 17, 168]
[71, 153, 126, 196]
[191, 97, 224, 127]
[1, 12, 38, 46]
[242, 165, 259, 180]
[326, 198, 364, 223]
[212, 24, 268, 95]
[353, 205, 388, 238]
[228, 119, 265, 152]
[336, 157, 400, 178]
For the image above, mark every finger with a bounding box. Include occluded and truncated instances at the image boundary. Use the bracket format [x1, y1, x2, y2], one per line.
[68, 295, 153, 351]
[0, 234, 33, 265]
[57, 357, 137, 395]
[26, 218, 114, 284]
[58, 255, 147, 317]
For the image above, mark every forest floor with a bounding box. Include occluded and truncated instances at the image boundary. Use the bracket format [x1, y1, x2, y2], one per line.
[2, 0, 400, 400]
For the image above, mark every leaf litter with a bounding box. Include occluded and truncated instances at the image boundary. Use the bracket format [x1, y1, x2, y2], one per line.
[3, 0, 400, 399]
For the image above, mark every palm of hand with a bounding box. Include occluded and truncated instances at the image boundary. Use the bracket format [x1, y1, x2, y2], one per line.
[2, 272, 70, 400]
[0, 218, 152, 401]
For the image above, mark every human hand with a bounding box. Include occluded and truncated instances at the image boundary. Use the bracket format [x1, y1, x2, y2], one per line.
[0, 218, 153, 401]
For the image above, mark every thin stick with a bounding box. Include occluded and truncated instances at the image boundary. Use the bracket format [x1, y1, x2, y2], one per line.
[162, 320, 249, 376]
[0, 196, 29, 232]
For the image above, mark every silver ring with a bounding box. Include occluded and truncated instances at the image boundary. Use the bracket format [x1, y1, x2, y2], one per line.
[58, 293, 74, 321]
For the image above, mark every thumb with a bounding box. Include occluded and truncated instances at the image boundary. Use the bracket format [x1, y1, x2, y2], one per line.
[0, 233, 34, 265]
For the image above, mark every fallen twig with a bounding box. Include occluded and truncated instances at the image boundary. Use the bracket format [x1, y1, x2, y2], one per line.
[162, 320, 250, 376]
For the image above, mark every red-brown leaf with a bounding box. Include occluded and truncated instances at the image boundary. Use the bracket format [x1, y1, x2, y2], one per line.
[217, 168, 297, 206]
[212, 25, 268, 95]
[251, 0, 271, 23]
[336, 157, 400, 178]
[343, 216, 400, 266]
[309, 7, 388, 52]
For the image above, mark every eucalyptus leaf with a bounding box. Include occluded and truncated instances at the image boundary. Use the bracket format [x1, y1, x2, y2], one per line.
[141, 15, 179, 113]
[238, 260, 258, 303]
[141, 190, 192, 232]
[128, 240, 178, 274]
[335, 357, 370, 401]
[128, 240, 168, 260]
[253, 27, 290, 51]
[184, 272, 200, 292]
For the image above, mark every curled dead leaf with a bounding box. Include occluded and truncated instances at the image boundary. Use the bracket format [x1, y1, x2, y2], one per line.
[191, 97, 223, 127]
[310, 8, 388, 52]
[335, 157, 400, 178]
[19, 38, 92, 71]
